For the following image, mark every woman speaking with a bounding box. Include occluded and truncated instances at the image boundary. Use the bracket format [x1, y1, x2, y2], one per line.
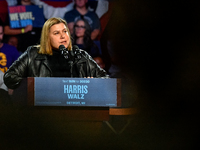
[4, 17, 108, 89]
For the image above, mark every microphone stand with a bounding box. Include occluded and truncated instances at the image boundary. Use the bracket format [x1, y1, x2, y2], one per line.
[60, 46, 73, 78]
[68, 60, 73, 78]
[68, 47, 82, 77]
[68, 50, 75, 78]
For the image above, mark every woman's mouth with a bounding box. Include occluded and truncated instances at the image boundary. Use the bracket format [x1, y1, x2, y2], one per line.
[60, 41, 66, 44]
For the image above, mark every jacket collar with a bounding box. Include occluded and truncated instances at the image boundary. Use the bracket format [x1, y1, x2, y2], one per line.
[35, 53, 47, 60]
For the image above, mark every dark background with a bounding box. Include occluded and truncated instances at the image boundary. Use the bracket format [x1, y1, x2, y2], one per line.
[104, 0, 200, 149]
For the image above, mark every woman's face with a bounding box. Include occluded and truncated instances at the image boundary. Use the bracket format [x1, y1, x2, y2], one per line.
[75, 20, 86, 38]
[49, 23, 70, 49]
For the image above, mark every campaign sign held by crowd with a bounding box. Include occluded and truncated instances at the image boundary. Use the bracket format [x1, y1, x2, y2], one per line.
[8, 5, 45, 28]
[34, 77, 119, 107]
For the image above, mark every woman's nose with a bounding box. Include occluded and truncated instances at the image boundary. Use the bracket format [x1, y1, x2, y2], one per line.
[61, 33, 65, 38]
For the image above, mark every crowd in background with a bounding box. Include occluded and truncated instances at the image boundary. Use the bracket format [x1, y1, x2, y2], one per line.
[0, 0, 121, 78]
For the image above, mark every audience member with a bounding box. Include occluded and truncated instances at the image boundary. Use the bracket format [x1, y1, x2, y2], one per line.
[93, 56, 105, 70]
[32, 0, 109, 20]
[6, 0, 18, 6]
[64, 0, 101, 40]
[4, 35, 22, 56]
[72, 17, 101, 57]
[0, 20, 18, 99]
[3, 0, 43, 53]
[93, 0, 109, 19]
[0, 70, 11, 103]
[0, 0, 9, 24]
[32, 0, 74, 19]
[0, 20, 19, 73]
[4, 35, 18, 48]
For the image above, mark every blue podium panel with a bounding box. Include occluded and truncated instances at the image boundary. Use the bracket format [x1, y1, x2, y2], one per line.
[34, 78, 119, 107]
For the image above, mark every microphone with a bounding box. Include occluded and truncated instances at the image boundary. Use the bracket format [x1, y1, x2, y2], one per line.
[59, 45, 81, 60]
[59, 45, 69, 59]
[73, 45, 81, 59]
[73, 45, 79, 51]
[59, 45, 66, 51]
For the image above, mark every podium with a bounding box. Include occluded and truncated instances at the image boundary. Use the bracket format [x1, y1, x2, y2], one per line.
[9, 77, 136, 137]
[11, 77, 121, 122]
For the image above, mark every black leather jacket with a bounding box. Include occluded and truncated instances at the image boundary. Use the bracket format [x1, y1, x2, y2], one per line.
[4, 46, 108, 89]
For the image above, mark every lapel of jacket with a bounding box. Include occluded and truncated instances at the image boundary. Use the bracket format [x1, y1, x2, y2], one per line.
[75, 56, 91, 77]
[35, 54, 52, 75]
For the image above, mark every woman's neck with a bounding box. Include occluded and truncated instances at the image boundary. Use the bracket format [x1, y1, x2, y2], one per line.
[76, 37, 84, 44]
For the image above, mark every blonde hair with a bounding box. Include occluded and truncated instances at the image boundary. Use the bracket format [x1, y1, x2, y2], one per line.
[38, 17, 72, 55]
